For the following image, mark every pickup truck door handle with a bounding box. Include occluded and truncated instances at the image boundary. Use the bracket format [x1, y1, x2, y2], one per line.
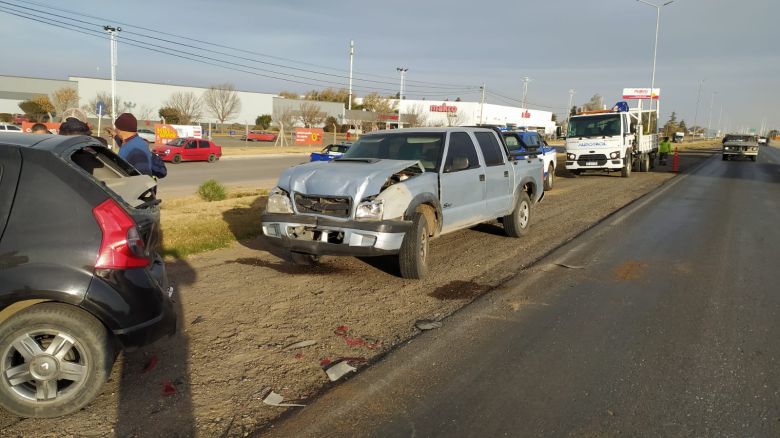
[479, 174, 485, 182]
[503, 171, 509, 177]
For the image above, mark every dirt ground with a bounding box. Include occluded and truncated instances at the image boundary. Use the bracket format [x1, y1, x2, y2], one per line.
[0, 145, 719, 438]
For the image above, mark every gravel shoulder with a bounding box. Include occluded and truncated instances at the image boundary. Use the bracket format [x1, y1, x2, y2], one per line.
[0, 144, 718, 437]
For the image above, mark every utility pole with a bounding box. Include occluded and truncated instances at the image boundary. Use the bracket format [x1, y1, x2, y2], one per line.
[716, 104, 723, 137]
[396, 67, 408, 128]
[692, 79, 703, 139]
[479, 84, 486, 125]
[566, 89, 576, 135]
[521, 76, 531, 110]
[706, 91, 716, 139]
[104, 25, 121, 123]
[348, 40, 354, 111]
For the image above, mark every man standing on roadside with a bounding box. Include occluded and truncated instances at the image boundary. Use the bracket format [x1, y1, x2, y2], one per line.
[659, 136, 672, 166]
[112, 113, 153, 176]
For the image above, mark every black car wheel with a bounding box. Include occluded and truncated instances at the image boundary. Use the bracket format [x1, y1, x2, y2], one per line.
[172, 154, 182, 164]
[207, 154, 217, 163]
[0, 303, 114, 418]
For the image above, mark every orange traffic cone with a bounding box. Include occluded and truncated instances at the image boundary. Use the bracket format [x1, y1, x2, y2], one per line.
[671, 147, 680, 172]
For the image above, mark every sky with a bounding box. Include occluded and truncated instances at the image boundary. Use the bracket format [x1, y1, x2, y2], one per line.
[1, 0, 777, 132]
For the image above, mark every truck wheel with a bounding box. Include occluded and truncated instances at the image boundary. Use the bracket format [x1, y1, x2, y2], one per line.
[503, 192, 531, 238]
[621, 153, 632, 178]
[398, 212, 429, 279]
[207, 154, 217, 163]
[172, 154, 182, 164]
[0, 303, 114, 418]
[570, 169, 581, 177]
[290, 252, 320, 266]
[649, 153, 656, 169]
[544, 164, 554, 190]
[639, 153, 650, 172]
[722, 154, 728, 161]
[750, 156, 757, 162]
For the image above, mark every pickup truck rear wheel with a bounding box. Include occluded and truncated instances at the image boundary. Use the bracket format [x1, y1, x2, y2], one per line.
[398, 212, 429, 279]
[503, 192, 531, 238]
[290, 252, 320, 265]
[544, 164, 554, 190]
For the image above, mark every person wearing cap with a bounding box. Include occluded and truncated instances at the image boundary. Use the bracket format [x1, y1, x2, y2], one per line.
[113, 113, 153, 176]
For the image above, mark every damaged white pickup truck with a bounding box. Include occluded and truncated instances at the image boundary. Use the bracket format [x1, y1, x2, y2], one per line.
[261, 127, 544, 279]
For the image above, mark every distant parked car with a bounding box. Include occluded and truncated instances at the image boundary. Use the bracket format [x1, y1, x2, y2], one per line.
[137, 128, 156, 143]
[758, 136, 767, 146]
[310, 142, 352, 161]
[153, 138, 222, 163]
[0, 123, 23, 133]
[243, 130, 277, 142]
[0, 133, 176, 418]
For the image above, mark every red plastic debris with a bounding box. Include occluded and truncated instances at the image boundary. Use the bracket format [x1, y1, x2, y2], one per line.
[142, 356, 158, 373]
[333, 325, 382, 349]
[333, 326, 349, 337]
[319, 358, 333, 367]
[162, 381, 176, 396]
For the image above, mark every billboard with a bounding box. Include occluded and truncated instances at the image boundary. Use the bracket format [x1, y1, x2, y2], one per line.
[154, 124, 203, 144]
[622, 88, 660, 100]
[294, 128, 324, 146]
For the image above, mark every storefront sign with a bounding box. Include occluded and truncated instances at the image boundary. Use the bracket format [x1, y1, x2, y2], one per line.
[430, 104, 458, 113]
[622, 88, 660, 100]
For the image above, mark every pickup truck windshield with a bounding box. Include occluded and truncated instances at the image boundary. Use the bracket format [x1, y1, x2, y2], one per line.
[340, 133, 445, 172]
[568, 114, 622, 138]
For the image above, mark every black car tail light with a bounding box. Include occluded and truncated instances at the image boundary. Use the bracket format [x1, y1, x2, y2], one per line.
[92, 199, 150, 269]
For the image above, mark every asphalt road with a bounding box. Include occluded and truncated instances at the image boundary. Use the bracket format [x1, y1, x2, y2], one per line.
[156, 154, 307, 198]
[268, 145, 780, 437]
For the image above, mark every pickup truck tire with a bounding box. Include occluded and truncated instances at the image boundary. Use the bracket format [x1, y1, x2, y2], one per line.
[621, 153, 632, 178]
[503, 192, 531, 238]
[172, 154, 182, 164]
[544, 164, 554, 190]
[398, 212, 429, 279]
[290, 252, 320, 266]
[0, 303, 114, 418]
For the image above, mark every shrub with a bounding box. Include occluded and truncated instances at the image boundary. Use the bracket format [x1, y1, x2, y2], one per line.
[0, 113, 11, 123]
[197, 179, 227, 202]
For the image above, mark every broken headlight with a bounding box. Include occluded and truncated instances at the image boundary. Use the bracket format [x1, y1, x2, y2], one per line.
[355, 199, 384, 220]
[266, 187, 294, 214]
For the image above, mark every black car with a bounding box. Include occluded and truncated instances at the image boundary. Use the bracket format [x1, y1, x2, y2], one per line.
[0, 133, 176, 418]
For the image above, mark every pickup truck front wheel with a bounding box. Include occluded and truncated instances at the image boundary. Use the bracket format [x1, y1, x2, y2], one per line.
[398, 212, 429, 279]
[503, 192, 531, 238]
[544, 164, 554, 190]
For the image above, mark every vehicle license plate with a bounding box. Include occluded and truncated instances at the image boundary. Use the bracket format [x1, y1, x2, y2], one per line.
[586, 161, 597, 166]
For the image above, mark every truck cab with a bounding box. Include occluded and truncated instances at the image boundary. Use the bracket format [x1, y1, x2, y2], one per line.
[565, 108, 658, 177]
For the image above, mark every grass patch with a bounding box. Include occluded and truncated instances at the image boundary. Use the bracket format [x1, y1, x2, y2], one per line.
[198, 179, 227, 202]
[160, 188, 268, 258]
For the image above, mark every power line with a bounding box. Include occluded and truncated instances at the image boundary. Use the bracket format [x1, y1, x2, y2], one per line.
[1, 6, 479, 98]
[7, 0, 479, 90]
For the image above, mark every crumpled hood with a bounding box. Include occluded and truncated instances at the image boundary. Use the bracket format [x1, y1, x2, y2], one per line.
[277, 159, 424, 201]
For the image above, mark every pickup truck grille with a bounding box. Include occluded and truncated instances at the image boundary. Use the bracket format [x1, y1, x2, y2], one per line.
[293, 193, 351, 218]
[577, 154, 608, 166]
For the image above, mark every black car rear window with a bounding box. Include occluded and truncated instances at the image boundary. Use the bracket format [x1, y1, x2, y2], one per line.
[71, 146, 139, 180]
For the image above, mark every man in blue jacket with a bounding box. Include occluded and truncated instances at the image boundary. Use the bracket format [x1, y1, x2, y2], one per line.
[113, 113, 152, 176]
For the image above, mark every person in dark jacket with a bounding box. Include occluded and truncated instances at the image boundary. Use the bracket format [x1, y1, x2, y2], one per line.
[112, 113, 152, 176]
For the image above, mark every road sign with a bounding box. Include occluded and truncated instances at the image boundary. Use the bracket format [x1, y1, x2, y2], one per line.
[96, 101, 106, 115]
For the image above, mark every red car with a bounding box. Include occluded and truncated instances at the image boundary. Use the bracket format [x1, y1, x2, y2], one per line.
[153, 137, 222, 163]
[243, 130, 277, 142]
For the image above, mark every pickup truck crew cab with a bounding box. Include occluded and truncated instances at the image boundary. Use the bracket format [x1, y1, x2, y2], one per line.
[261, 127, 544, 279]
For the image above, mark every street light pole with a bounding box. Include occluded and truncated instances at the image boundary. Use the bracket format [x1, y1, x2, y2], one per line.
[706, 91, 716, 139]
[692, 80, 703, 139]
[104, 25, 121, 123]
[636, 0, 673, 133]
[348, 40, 354, 111]
[396, 67, 408, 128]
[566, 89, 576, 136]
[479, 84, 486, 125]
[521, 76, 531, 110]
